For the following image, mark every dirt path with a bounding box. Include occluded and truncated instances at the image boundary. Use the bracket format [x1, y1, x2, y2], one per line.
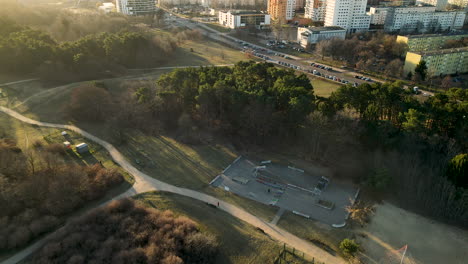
[0, 106, 346, 264]
[11, 64, 233, 110]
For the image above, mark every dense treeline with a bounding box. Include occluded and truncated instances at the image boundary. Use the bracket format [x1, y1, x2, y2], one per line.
[317, 83, 468, 225]
[0, 16, 183, 81]
[66, 61, 467, 226]
[0, 139, 124, 250]
[315, 33, 408, 78]
[0, 0, 134, 42]
[33, 199, 218, 264]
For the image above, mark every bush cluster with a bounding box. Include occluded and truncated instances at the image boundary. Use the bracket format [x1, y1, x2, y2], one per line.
[33, 199, 218, 264]
[0, 139, 124, 251]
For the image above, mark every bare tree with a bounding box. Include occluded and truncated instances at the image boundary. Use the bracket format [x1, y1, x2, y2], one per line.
[346, 200, 375, 227]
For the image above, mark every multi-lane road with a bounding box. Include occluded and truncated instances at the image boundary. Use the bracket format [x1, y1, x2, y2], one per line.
[164, 11, 383, 87]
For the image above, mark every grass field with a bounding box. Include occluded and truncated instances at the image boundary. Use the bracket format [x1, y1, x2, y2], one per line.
[277, 212, 351, 257]
[204, 23, 232, 33]
[115, 130, 277, 221]
[169, 38, 248, 66]
[135, 191, 281, 264]
[311, 78, 343, 97]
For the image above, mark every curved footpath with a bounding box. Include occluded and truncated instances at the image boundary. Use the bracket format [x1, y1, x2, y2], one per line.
[0, 106, 345, 264]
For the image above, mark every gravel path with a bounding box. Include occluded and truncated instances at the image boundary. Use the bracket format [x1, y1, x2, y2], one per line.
[0, 106, 345, 264]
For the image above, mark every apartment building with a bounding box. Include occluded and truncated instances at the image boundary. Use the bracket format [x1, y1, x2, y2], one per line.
[397, 33, 468, 51]
[268, 0, 297, 21]
[116, 0, 155, 15]
[403, 47, 468, 76]
[324, 0, 371, 32]
[384, 6, 466, 33]
[304, 0, 327, 21]
[295, 0, 306, 10]
[416, 0, 448, 11]
[218, 11, 271, 29]
[367, 7, 389, 25]
[297, 26, 346, 47]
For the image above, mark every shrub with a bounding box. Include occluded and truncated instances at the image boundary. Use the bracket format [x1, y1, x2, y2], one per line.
[45, 143, 66, 155]
[339, 238, 359, 257]
[32, 199, 218, 263]
[8, 226, 32, 249]
[32, 140, 43, 148]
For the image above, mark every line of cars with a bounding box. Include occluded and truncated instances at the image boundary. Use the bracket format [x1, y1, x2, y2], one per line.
[236, 40, 368, 87]
[354, 75, 373, 82]
[310, 70, 353, 85]
[310, 63, 333, 71]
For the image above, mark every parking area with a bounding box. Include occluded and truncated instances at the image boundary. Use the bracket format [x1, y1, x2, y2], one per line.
[211, 156, 357, 226]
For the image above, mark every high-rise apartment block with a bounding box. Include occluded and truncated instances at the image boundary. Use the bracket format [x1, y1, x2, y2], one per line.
[384, 6, 466, 33]
[403, 47, 468, 77]
[324, 0, 370, 32]
[304, 0, 327, 21]
[116, 0, 156, 15]
[397, 33, 468, 51]
[268, 0, 297, 21]
[367, 7, 388, 25]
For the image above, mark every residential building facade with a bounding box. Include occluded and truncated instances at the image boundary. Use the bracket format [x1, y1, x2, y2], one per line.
[116, 0, 156, 15]
[295, 0, 306, 10]
[403, 47, 468, 76]
[268, 0, 296, 21]
[297, 26, 346, 47]
[384, 6, 466, 33]
[324, 0, 371, 32]
[218, 11, 271, 29]
[304, 0, 327, 21]
[397, 33, 468, 51]
[367, 7, 388, 25]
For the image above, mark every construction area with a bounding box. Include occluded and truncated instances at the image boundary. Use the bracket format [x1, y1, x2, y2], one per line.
[211, 156, 357, 226]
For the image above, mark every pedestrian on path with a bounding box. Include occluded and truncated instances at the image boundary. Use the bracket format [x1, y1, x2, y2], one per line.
[217, 201, 219, 207]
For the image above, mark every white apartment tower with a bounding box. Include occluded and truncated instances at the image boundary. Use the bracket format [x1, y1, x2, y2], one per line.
[305, 0, 327, 22]
[116, 0, 156, 15]
[324, 0, 370, 32]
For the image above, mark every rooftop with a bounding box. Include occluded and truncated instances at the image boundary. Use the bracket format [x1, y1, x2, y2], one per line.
[303, 26, 345, 32]
[400, 32, 468, 39]
[411, 46, 468, 56]
[220, 10, 265, 15]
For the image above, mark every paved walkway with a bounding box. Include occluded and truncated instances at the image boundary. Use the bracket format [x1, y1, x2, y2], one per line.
[0, 79, 39, 86]
[0, 106, 345, 264]
[270, 208, 286, 225]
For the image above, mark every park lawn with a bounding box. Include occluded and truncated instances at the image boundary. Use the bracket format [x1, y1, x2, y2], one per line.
[277, 211, 352, 258]
[168, 38, 249, 66]
[311, 78, 342, 97]
[118, 130, 278, 221]
[204, 23, 232, 33]
[134, 191, 282, 264]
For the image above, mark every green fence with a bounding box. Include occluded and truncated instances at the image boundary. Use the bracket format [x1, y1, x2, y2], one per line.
[274, 243, 325, 264]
